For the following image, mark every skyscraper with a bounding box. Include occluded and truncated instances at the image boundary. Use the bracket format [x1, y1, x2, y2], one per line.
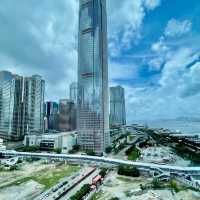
[0, 71, 24, 140]
[45, 101, 59, 130]
[0, 71, 45, 140]
[23, 75, 45, 135]
[77, 0, 109, 154]
[69, 82, 78, 105]
[58, 99, 76, 131]
[110, 86, 126, 126]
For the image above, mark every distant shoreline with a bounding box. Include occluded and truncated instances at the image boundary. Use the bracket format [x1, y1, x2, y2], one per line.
[130, 119, 200, 135]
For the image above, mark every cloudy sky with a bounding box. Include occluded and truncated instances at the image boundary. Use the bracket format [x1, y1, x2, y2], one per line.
[0, 0, 200, 122]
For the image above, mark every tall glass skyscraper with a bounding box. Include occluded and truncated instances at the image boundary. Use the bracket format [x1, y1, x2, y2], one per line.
[45, 101, 59, 130]
[23, 75, 45, 135]
[58, 99, 76, 131]
[77, 0, 109, 154]
[69, 82, 78, 105]
[0, 71, 45, 140]
[110, 86, 126, 126]
[0, 71, 24, 140]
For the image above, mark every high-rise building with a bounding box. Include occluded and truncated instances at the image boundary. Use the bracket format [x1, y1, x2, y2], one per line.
[69, 82, 78, 104]
[58, 99, 76, 132]
[77, 0, 109, 154]
[0, 71, 24, 140]
[23, 75, 45, 135]
[0, 71, 45, 140]
[45, 101, 59, 130]
[110, 86, 126, 126]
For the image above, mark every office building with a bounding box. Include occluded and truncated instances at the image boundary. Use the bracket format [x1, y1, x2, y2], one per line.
[69, 82, 78, 104]
[77, 0, 109, 154]
[58, 99, 76, 132]
[23, 75, 45, 135]
[0, 71, 24, 140]
[45, 101, 59, 130]
[0, 138, 6, 150]
[110, 86, 126, 126]
[23, 131, 77, 153]
[0, 71, 45, 140]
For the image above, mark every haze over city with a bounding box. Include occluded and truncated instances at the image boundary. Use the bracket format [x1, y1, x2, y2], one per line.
[0, 0, 200, 122]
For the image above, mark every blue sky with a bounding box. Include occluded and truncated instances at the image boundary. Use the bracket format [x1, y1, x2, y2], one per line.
[0, 0, 200, 122]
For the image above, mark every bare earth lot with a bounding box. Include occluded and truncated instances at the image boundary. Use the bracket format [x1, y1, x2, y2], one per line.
[0, 160, 80, 200]
[92, 171, 200, 200]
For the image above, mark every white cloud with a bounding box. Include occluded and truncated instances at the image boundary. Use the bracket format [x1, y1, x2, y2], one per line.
[0, 0, 79, 101]
[165, 18, 192, 37]
[151, 36, 169, 53]
[148, 57, 164, 71]
[143, 0, 161, 10]
[109, 61, 137, 85]
[125, 48, 200, 122]
[108, 0, 161, 57]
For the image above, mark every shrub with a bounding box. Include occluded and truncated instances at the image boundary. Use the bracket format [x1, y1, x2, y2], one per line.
[152, 178, 161, 189]
[118, 165, 140, 177]
[99, 168, 107, 178]
[105, 146, 112, 153]
[86, 150, 95, 156]
[54, 148, 62, 154]
[70, 184, 90, 200]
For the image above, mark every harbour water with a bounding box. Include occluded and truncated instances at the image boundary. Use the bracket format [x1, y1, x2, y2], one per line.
[132, 119, 200, 135]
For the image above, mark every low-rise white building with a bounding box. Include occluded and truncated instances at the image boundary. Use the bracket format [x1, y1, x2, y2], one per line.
[23, 132, 77, 153]
[0, 138, 6, 151]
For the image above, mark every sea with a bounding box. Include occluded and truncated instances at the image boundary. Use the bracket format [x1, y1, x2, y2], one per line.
[132, 119, 200, 136]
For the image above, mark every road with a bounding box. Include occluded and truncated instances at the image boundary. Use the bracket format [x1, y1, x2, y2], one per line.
[59, 169, 100, 200]
[34, 166, 90, 200]
[1, 150, 200, 174]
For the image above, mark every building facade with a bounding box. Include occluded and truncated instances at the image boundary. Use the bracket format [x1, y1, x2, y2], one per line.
[110, 86, 126, 126]
[58, 99, 76, 132]
[23, 75, 45, 135]
[0, 71, 24, 140]
[23, 131, 77, 153]
[77, 0, 109, 154]
[0, 71, 45, 140]
[69, 82, 78, 104]
[45, 101, 59, 130]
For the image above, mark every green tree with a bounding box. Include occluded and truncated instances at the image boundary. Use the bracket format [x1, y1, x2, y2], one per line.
[152, 178, 161, 189]
[86, 150, 95, 156]
[118, 165, 140, 177]
[99, 168, 107, 178]
[70, 184, 90, 200]
[170, 180, 179, 192]
[54, 148, 62, 154]
[105, 146, 112, 153]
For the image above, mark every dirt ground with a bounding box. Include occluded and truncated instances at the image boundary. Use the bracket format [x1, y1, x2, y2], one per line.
[0, 160, 80, 200]
[0, 180, 44, 200]
[94, 171, 200, 200]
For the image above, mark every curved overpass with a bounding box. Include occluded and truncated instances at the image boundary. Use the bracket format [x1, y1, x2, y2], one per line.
[1, 150, 200, 175]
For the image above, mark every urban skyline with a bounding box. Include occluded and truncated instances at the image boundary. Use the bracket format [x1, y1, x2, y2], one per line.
[1, 1, 199, 122]
[0, 1, 200, 200]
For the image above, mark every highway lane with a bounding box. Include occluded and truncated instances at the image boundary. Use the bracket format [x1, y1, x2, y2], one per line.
[1, 150, 200, 174]
[59, 169, 100, 200]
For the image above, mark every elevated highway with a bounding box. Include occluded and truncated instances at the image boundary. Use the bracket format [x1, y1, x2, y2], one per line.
[1, 150, 200, 175]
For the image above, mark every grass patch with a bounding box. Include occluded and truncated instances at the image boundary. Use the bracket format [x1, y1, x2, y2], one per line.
[33, 165, 80, 189]
[128, 135, 135, 141]
[91, 191, 104, 200]
[127, 147, 141, 161]
[0, 164, 80, 190]
[117, 176, 133, 182]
